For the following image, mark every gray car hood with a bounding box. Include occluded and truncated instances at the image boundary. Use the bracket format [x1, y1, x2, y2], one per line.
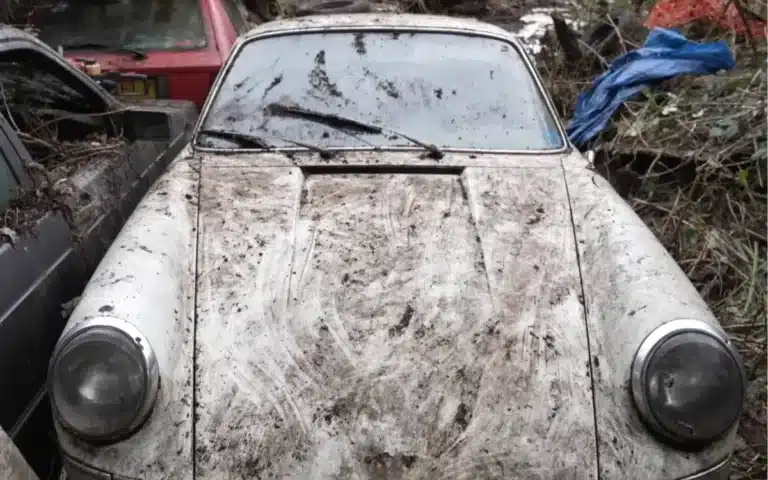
[193, 153, 597, 478]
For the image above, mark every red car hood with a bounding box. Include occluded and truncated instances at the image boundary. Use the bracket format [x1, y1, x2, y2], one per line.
[62, 49, 221, 72]
[63, 49, 221, 108]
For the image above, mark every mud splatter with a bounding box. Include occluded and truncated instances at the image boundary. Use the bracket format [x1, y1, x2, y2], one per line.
[378, 80, 400, 99]
[389, 304, 414, 337]
[363, 451, 418, 477]
[353, 33, 366, 55]
[309, 50, 342, 98]
[262, 73, 283, 99]
[454, 402, 471, 430]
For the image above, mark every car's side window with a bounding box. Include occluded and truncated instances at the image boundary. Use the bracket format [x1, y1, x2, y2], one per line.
[0, 48, 105, 115]
[0, 149, 19, 212]
[0, 47, 109, 140]
[221, 0, 249, 35]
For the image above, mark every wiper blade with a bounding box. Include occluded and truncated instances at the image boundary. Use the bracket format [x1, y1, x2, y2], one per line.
[197, 128, 334, 159]
[264, 103, 444, 160]
[198, 129, 272, 149]
[265, 103, 380, 134]
[60, 42, 147, 60]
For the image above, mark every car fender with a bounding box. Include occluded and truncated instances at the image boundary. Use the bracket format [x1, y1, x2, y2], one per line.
[562, 153, 735, 478]
[55, 150, 200, 479]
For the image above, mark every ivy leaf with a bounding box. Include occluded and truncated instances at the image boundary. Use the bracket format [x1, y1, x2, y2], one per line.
[684, 227, 697, 243]
[737, 169, 749, 188]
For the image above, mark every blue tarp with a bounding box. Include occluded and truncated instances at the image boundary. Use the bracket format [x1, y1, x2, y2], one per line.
[567, 28, 736, 147]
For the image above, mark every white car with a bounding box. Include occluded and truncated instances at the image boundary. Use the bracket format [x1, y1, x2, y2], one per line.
[49, 14, 744, 480]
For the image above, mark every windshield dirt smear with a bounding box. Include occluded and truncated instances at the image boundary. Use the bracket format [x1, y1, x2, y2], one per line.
[310, 50, 343, 98]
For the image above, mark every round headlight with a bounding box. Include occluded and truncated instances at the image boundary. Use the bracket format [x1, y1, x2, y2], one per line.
[48, 318, 159, 443]
[631, 319, 745, 448]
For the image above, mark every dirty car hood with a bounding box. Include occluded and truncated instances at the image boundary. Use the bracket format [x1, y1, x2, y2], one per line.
[193, 156, 597, 478]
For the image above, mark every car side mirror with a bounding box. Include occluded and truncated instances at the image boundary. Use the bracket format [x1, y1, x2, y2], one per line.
[119, 109, 172, 141]
[97, 79, 119, 95]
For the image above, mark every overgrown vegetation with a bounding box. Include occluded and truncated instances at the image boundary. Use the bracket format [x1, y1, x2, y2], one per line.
[0, 131, 126, 240]
[0, 48, 127, 242]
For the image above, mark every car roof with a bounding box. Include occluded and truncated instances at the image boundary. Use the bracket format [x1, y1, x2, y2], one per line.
[0, 24, 50, 48]
[243, 13, 520, 44]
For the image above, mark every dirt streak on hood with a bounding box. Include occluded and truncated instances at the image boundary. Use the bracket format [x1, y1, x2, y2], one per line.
[193, 158, 597, 478]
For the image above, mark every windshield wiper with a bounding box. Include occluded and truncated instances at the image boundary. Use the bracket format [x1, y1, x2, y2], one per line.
[198, 129, 272, 149]
[264, 103, 444, 160]
[60, 42, 147, 60]
[197, 128, 333, 159]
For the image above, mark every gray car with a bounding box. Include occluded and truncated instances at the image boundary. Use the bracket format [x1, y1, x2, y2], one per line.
[48, 14, 743, 480]
[0, 24, 196, 477]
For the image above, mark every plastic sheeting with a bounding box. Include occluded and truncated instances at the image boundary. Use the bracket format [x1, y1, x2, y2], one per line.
[567, 28, 736, 148]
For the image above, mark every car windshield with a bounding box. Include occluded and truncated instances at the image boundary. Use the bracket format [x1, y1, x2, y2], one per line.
[35, 0, 207, 52]
[197, 30, 565, 151]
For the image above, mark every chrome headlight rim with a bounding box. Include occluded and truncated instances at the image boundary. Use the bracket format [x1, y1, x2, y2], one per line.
[631, 318, 745, 448]
[48, 317, 160, 444]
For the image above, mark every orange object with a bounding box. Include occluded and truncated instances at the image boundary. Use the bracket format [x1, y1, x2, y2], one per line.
[646, 0, 767, 38]
[85, 61, 102, 77]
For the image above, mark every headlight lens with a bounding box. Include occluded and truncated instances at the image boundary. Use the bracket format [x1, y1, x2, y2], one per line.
[631, 320, 745, 448]
[49, 320, 159, 443]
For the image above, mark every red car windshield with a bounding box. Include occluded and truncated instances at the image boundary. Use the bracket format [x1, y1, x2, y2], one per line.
[34, 0, 208, 52]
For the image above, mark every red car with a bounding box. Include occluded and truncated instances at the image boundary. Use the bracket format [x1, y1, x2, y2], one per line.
[32, 0, 252, 109]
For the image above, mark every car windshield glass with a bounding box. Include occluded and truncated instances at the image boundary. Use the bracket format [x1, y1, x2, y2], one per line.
[198, 31, 565, 151]
[35, 0, 207, 52]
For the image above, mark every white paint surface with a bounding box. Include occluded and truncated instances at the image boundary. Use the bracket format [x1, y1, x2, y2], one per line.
[0, 427, 38, 480]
